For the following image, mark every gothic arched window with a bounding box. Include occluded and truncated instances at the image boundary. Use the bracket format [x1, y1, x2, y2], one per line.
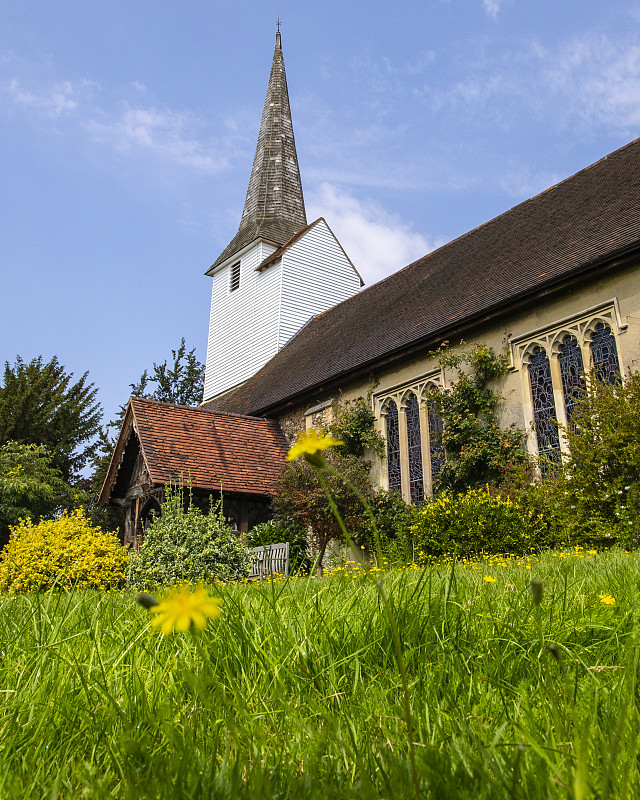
[558, 335, 585, 424]
[427, 394, 444, 486]
[590, 323, 620, 385]
[528, 347, 560, 466]
[406, 394, 424, 504]
[385, 400, 402, 494]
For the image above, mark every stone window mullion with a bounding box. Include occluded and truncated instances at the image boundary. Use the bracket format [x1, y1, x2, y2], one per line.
[548, 354, 570, 454]
[419, 401, 433, 497]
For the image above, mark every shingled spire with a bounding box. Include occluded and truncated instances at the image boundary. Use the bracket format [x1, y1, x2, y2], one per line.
[211, 31, 307, 269]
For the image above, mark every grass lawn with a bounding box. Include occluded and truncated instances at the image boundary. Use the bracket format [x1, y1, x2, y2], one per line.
[0, 548, 638, 799]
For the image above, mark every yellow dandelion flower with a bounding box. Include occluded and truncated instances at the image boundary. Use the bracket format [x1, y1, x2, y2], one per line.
[598, 594, 616, 606]
[286, 428, 344, 467]
[483, 575, 497, 583]
[150, 585, 222, 635]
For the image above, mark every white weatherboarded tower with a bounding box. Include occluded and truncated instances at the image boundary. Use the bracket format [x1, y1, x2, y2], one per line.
[203, 32, 363, 404]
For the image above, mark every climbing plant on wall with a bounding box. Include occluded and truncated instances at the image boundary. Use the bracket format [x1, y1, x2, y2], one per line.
[429, 343, 531, 494]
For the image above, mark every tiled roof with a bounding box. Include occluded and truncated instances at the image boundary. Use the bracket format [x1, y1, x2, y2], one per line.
[100, 397, 288, 504]
[205, 137, 640, 416]
[210, 32, 307, 271]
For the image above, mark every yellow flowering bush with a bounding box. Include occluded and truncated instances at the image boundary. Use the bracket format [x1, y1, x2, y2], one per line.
[411, 488, 538, 560]
[0, 509, 129, 592]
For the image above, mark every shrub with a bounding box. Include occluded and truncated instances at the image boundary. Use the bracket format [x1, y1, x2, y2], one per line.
[246, 517, 310, 573]
[273, 452, 374, 572]
[128, 486, 251, 588]
[410, 487, 538, 560]
[0, 509, 128, 592]
[357, 489, 417, 562]
[531, 372, 640, 548]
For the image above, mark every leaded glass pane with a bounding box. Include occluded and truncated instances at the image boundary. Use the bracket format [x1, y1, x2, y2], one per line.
[558, 335, 585, 424]
[385, 401, 402, 494]
[528, 347, 561, 468]
[427, 397, 445, 486]
[406, 395, 424, 504]
[590, 323, 621, 385]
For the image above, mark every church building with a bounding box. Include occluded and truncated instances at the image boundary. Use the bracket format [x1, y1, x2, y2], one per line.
[101, 31, 640, 542]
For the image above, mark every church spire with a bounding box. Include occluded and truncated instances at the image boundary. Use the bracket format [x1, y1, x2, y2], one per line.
[211, 31, 307, 269]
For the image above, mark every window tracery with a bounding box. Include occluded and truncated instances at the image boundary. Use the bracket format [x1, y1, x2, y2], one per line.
[510, 301, 625, 461]
[427, 397, 444, 485]
[385, 400, 402, 494]
[406, 394, 424, 504]
[590, 323, 621, 385]
[528, 347, 561, 466]
[375, 371, 445, 501]
[558, 335, 585, 425]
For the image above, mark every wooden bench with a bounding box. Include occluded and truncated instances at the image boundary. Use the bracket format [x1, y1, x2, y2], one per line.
[248, 542, 290, 580]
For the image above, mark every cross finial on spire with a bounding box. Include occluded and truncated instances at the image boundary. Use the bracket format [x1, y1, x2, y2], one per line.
[277, 16, 281, 32]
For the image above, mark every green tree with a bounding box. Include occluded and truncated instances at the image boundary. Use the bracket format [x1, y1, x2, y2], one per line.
[273, 452, 373, 573]
[130, 337, 204, 407]
[0, 356, 101, 482]
[534, 371, 640, 547]
[0, 442, 79, 548]
[430, 343, 531, 494]
[87, 338, 204, 532]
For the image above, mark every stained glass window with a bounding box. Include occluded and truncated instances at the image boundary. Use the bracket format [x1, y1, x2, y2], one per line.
[528, 347, 560, 467]
[385, 400, 402, 494]
[590, 323, 620, 385]
[427, 395, 445, 486]
[406, 394, 424, 504]
[558, 335, 585, 424]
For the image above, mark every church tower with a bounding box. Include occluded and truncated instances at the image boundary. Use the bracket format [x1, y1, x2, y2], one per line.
[203, 31, 363, 403]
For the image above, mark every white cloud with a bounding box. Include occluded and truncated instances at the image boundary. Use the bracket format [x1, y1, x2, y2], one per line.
[8, 78, 80, 117]
[542, 34, 640, 130]
[86, 106, 228, 173]
[483, 0, 502, 19]
[307, 183, 443, 285]
[3, 72, 232, 174]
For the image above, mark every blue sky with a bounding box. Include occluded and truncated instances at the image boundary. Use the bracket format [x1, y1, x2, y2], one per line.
[2, 0, 640, 431]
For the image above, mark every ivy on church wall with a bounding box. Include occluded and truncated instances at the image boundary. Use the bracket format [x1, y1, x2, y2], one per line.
[430, 343, 532, 495]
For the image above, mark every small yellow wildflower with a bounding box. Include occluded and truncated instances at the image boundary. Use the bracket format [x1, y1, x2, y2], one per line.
[483, 575, 496, 584]
[598, 594, 616, 606]
[286, 428, 344, 467]
[150, 585, 222, 635]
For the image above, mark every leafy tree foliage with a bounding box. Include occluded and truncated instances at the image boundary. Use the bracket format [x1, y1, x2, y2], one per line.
[129, 337, 204, 407]
[0, 442, 80, 549]
[527, 372, 640, 547]
[430, 344, 531, 494]
[273, 452, 373, 573]
[272, 393, 388, 572]
[329, 390, 385, 459]
[87, 338, 204, 532]
[0, 356, 101, 482]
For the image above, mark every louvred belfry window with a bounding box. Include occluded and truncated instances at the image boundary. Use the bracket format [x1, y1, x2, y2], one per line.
[590, 323, 620, 385]
[385, 400, 402, 494]
[406, 394, 424, 504]
[230, 262, 241, 292]
[558, 335, 585, 425]
[528, 347, 561, 467]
